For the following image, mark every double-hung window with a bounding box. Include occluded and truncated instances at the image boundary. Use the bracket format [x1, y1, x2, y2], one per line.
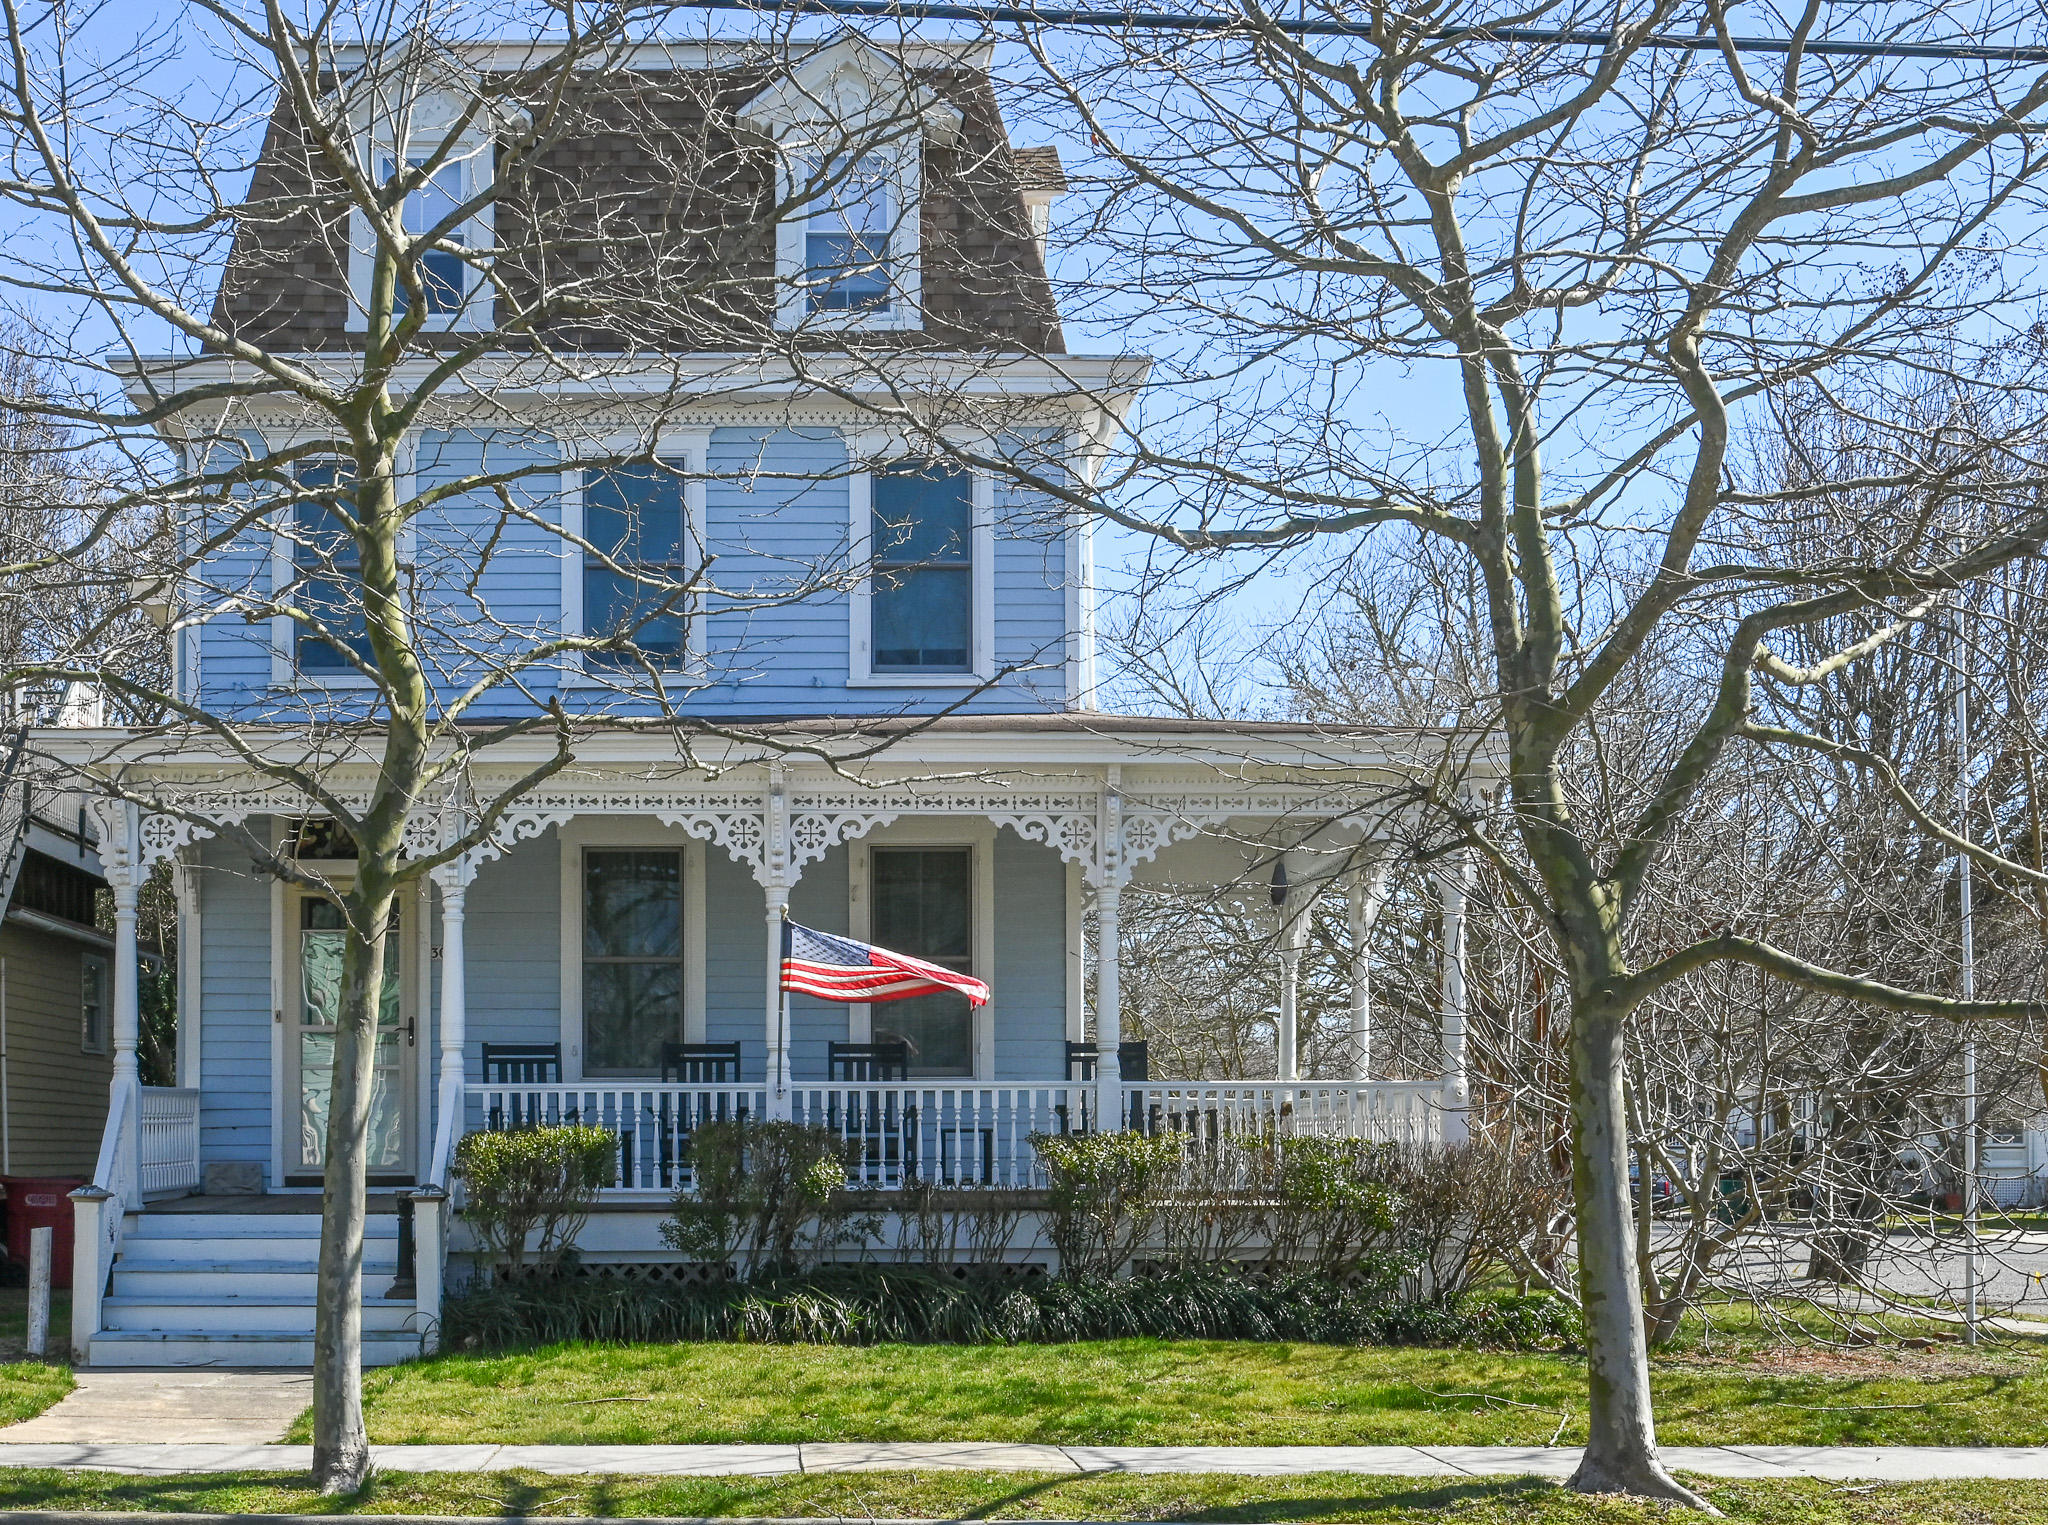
[387, 157, 468, 316]
[583, 849, 684, 1075]
[870, 848, 973, 1076]
[80, 953, 107, 1056]
[803, 155, 893, 313]
[582, 463, 689, 667]
[871, 463, 972, 673]
[292, 460, 372, 673]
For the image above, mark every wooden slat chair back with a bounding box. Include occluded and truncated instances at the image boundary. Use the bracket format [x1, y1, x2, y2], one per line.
[480, 1042, 564, 1131]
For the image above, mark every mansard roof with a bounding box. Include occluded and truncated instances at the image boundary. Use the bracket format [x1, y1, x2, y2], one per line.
[211, 41, 1065, 355]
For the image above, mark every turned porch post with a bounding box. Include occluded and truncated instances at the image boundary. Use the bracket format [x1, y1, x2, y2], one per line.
[1094, 774, 1124, 1129]
[108, 802, 143, 1209]
[1437, 852, 1470, 1145]
[764, 766, 793, 1119]
[428, 867, 469, 1185]
[1348, 858, 1391, 1079]
[1273, 861, 1304, 1083]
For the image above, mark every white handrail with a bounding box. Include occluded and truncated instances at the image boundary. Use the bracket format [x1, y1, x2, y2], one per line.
[457, 1076, 1441, 1193]
[73, 1076, 139, 1361]
[137, 1086, 200, 1197]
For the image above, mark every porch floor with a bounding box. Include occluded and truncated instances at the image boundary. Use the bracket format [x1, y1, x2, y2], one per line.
[140, 1194, 412, 1215]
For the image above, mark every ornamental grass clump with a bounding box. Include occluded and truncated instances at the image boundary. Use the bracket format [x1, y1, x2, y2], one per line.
[440, 1260, 1578, 1352]
[455, 1124, 616, 1279]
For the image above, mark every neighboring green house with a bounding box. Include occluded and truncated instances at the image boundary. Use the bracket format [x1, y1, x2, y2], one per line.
[0, 734, 115, 1179]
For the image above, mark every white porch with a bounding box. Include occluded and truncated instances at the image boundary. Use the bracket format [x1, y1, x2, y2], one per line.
[56, 718, 1486, 1362]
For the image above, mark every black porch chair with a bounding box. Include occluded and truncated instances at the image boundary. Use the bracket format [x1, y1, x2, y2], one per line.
[827, 1042, 912, 1181]
[656, 1042, 745, 1188]
[1064, 1040, 1149, 1081]
[1059, 1041, 1151, 1133]
[481, 1042, 563, 1131]
[661, 1041, 743, 1083]
[827, 1041, 909, 1080]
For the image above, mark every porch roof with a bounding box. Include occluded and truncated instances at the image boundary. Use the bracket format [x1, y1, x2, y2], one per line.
[30, 710, 1501, 779]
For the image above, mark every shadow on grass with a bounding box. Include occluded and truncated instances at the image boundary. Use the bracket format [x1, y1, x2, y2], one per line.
[950, 1472, 1562, 1522]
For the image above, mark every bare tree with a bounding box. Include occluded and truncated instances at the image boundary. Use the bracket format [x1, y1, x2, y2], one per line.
[928, 6, 2048, 1504]
[0, 4, 1038, 1489]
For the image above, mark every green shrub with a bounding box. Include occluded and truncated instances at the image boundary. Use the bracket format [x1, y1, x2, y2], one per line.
[1032, 1130, 1183, 1278]
[662, 1119, 875, 1276]
[454, 1124, 616, 1278]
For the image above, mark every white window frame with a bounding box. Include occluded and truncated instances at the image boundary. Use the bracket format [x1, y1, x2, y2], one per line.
[269, 433, 418, 690]
[346, 134, 496, 334]
[847, 819, 996, 1082]
[774, 145, 925, 332]
[848, 453, 994, 688]
[557, 819, 707, 1083]
[559, 431, 710, 687]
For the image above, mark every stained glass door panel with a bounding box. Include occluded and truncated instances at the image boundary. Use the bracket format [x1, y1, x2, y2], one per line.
[293, 897, 411, 1176]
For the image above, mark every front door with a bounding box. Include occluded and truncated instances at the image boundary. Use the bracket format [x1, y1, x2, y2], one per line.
[286, 893, 415, 1186]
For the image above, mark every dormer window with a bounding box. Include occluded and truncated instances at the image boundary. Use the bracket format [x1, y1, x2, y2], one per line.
[388, 157, 468, 315]
[739, 35, 962, 334]
[805, 155, 894, 314]
[345, 129, 497, 332]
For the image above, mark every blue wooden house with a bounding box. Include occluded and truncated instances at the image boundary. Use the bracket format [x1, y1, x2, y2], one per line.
[43, 35, 1478, 1365]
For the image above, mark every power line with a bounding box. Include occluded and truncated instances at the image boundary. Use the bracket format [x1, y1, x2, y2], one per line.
[689, 0, 2048, 62]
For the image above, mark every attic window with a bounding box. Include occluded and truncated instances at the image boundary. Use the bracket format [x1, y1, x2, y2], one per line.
[388, 158, 468, 315]
[346, 128, 495, 334]
[804, 156, 893, 314]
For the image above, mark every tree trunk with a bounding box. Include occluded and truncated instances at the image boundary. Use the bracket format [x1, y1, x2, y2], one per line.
[1564, 993, 1717, 1512]
[311, 890, 391, 1493]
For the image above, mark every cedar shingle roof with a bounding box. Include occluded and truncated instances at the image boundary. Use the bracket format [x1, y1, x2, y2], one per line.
[1012, 146, 1067, 196]
[210, 62, 1065, 354]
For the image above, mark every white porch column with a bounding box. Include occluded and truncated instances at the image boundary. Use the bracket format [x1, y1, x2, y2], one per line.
[1094, 775, 1124, 1129]
[1272, 857, 1309, 1083]
[1438, 852, 1471, 1145]
[172, 848, 201, 1088]
[764, 766, 793, 1120]
[1348, 858, 1391, 1079]
[109, 803, 143, 1209]
[425, 867, 470, 1188]
[1276, 945, 1301, 1082]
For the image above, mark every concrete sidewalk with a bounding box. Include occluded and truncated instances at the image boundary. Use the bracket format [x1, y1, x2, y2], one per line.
[0, 1441, 2046, 1480]
[0, 1373, 311, 1445]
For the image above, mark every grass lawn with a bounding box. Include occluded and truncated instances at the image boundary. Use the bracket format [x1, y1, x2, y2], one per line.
[0, 1286, 71, 1427]
[1, 1469, 2048, 1523]
[317, 1337, 2048, 1448]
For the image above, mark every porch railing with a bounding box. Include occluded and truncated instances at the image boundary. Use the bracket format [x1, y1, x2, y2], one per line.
[461, 1077, 1452, 1193]
[138, 1086, 201, 1198]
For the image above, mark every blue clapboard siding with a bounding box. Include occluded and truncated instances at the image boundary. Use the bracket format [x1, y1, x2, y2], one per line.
[193, 434, 285, 711]
[413, 431, 562, 713]
[788, 847, 851, 1081]
[992, 830, 1069, 1079]
[696, 427, 856, 714]
[196, 835, 275, 1177]
[184, 427, 1076, 720]
[701, 847, 768, 1078]
[462, 829, 563, 1073]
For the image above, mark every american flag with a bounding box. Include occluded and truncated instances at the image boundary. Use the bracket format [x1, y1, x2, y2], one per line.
[780, 920, 990, 1006]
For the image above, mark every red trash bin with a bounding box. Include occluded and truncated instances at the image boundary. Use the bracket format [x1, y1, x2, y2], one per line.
[1, 1178, 84, 1289]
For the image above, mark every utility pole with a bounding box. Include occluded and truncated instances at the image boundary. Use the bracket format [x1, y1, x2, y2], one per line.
[1958, 630, 1979, 1346]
